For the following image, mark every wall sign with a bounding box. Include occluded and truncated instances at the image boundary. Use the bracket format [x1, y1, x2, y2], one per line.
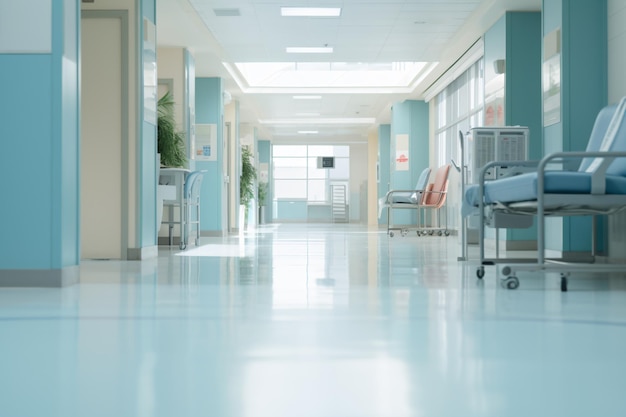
[194, 124, 217, 161]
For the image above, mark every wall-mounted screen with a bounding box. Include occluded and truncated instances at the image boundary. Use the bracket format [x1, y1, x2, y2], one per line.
[317, 156, 335, 169]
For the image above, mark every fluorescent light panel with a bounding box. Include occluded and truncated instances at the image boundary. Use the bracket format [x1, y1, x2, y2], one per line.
[280, 7, 341, 17]
[298, 130, 319, 134]
[293, 95, 322, 100]
[296, 112, 321, 116]
[286, 46, 333, 54]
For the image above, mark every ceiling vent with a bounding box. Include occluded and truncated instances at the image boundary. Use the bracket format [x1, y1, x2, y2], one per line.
[213, 8, 241, 17]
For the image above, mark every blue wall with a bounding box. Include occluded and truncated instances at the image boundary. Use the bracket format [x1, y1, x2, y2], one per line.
[390, 100, 429, 225]
[258, 140, 271, 223]
[483, 12, 543, 244]
[140, 1, 158, 247]
[377, 124, 391, 225]
[0, 2, 80, 273]
[542, 0, 608, 253]
[196, 77, 224, 233]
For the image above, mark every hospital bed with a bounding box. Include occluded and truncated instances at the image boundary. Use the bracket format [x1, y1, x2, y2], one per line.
[463, 98, 626, 291]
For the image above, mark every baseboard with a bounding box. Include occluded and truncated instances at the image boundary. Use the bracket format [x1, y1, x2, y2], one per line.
[127, 245, 158, 260]
[0, 265, 79, 287]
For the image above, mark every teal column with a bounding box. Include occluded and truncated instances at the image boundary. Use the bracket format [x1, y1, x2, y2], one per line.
[542, 0, 608, 254]
[258, 140, 271, 224]
[377, 124, 391, 225]
[484, 12, 542, 247]
[196, 77, 225, 235]
[0, 1, 80, 286]
[139, 0, 158, 250]
[390, 100, 429, 225]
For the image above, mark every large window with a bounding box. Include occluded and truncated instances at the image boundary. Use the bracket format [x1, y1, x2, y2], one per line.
[432, 58, 484, 230]
[273, 145, 350, 203]
[434, 59, 484, 167]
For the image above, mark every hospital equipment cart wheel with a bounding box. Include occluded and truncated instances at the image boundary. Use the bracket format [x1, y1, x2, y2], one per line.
[389, 231, 394, 237]
[444, 230, 450, 236]
[476, 267, 485, 279]
[502, 276, 519, 289]
[179, 242, 187, 250]
[560, 275, 568, 292]
[401, 229, 408, 237]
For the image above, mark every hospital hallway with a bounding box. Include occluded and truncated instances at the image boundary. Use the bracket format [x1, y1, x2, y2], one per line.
[1, 223, 626, 417]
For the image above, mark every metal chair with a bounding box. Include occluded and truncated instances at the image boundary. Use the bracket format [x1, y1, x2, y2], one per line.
[180, 170, 205, 250]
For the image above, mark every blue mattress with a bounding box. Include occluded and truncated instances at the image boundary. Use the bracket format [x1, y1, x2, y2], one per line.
[464, 171, 626, 208]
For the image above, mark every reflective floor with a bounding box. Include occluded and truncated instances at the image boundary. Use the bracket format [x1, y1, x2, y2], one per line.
[2, 223, 626, 417]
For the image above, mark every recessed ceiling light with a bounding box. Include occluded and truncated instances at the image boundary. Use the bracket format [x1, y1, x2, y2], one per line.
[280, 7, 341, 17]
[298, 130, 319, 134]
[293, 95, 322, 100]
[286, 46, 333, 54]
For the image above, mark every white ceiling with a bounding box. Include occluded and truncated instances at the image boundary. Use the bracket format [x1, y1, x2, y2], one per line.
[157, 0, 541, 143]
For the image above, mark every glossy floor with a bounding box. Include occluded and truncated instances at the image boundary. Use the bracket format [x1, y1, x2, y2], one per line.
[2, 223, 626, 417]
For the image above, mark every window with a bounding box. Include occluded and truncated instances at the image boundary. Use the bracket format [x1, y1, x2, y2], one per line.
[434, 59, 484, 167]
[273, 145, 350, 203]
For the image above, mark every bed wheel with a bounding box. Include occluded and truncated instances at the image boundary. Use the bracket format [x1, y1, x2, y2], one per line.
[179, 242, 187, 250]
[476, 267, 485, 279]
[560, 276, 568, 292]
[444, 230, 450, 236]
[502, 276, 519, 290]
[389, 231, 394, 237]
[401, 229, 408, 237]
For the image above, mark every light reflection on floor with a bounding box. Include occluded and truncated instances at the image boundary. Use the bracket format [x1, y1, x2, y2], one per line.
[1, 223, 626, 417]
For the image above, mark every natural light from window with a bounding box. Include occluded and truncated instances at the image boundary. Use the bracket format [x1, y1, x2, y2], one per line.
[227, 61, 435, 91]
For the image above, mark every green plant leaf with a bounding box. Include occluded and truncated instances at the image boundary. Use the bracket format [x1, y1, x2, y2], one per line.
[158, 91, 187, 168]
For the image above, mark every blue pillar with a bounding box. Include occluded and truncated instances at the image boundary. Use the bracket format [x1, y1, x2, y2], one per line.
[258, 140, 271, 224]
[390, 100, 429, 225]
[542, 0, 608, 254]
[484, 12, 542, 248]
[139, 0, 158, 251]
[196, 77, 225, 235]
[0, 2, 80, 285]
[377, 124, 391, 225]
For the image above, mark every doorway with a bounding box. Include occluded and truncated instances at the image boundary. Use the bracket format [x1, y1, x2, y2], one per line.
[80, 11, 128, 259]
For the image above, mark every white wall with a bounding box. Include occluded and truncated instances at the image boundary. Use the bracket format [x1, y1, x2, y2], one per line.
[157, 47, 185, 125]
[608, 0, 626, 259]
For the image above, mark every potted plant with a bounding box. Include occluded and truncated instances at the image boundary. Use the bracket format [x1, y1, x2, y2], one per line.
[239, 145, 257, 231]
[156, 91, 187, 235]
[157, 91, 187, 168]
[258, 181, 268, 224]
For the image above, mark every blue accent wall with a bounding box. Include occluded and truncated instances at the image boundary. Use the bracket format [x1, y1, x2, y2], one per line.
[140, 0, 158, 247]
[258, 140, 271, 223]
[196, 78, 224, 233]
[390, 100, 429, 225]
[0, 1, 80, 272]
[542, 0, 608, 253]
[377, 124, 391, 225]
[483, 12, 543, 245]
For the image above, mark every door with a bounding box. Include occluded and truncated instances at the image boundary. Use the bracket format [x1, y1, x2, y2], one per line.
[81, 12, 127, 259]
